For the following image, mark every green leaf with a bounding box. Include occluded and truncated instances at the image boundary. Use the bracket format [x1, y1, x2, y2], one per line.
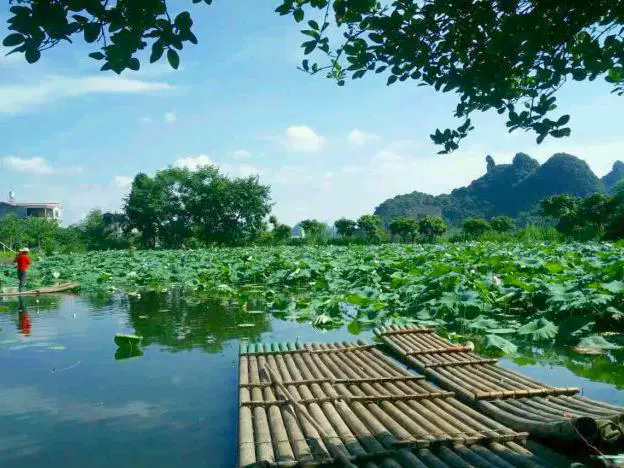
[577, 335, 621, 350]
[601, 280, 624, 294]
[464, 315, 499, 331]
[84, 23, 101, 43]
[167, 49, 180, 69]
[485, 334, 517, 354]
[2, 33, 24, 47]
[293, 8, 304, 22]
[88, 52, 105, 60]
[150, 42, 165, 63]
[25, 47, 41, 64]
[174, 11, 193, 29]
[517, 318, 558, 340]
[544, 262, 564, 274]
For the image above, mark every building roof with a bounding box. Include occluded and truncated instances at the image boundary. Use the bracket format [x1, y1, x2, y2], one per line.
[0, 201, 61, 208]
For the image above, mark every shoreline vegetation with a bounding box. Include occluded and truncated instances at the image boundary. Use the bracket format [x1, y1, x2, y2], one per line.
[1, 242, 622, 357]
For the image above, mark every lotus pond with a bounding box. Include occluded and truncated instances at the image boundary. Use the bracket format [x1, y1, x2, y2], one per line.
[2, 242, 623, 354]
[1, 243, 624, 466]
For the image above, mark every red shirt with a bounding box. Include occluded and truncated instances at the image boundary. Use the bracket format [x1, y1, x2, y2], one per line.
[15, 253, 31, 272]
[19, 312, 31, 336]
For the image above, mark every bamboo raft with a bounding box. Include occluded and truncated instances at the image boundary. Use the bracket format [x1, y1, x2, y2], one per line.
[0, 282, 80, 297]
[375, 325, 624, 452]
[238, 340, 574, 467]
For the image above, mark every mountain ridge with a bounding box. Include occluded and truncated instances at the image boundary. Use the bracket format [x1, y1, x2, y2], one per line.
[374, 153, 624, 225]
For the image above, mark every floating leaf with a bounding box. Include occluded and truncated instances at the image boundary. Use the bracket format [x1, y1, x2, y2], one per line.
[577, 335, 621, 350]
[485, 334, 517, 354]
[517, 318, 558, 340]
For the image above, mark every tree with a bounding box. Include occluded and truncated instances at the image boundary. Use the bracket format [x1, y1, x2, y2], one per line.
[6, 2, 622, 153]
[540, 194, 579, 219]
[418, 216, 447, 241]
[605, 186, 624, 239]
[81, 209, 129, 251]
[125, 165, 271, 248]
[299, 219, 327, 243]
[23, 217, 61, 252]
[272, 224, 292, 244]
[462, 218, 491, 237]
[267, 216, 292, 244]
[490, 216, 516, 233]
[124, 173, 159, 248]
[0, 214, 24, 250]
[541, 193, 615, 239]
[389, 216, 418, 242]
[334, 218, 357, 237]
[357, 214, 385, 243]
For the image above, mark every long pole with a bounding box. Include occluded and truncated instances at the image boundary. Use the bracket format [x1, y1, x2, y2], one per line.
[0, 240, 15, 253]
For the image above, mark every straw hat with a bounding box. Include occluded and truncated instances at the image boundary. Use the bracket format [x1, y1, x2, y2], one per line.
[19, 247, 29, 253]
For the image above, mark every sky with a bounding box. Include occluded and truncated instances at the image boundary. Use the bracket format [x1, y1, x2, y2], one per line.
[1, 2, 623, 226]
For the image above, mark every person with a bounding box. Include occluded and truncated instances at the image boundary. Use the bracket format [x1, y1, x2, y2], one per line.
[14, 247, 31, 292]
[17, 296, 31, 336]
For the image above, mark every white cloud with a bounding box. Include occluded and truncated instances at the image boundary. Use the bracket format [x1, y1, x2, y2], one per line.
[114, 175, 134, 188]
[172, 154, 214, 171]
[232, 149, 252, 159]
[163, 111, 176, 123]
[347, 129, 379, 146]
[139, 116, 154, 124]
[219, 163, 263, 178]
[0, 75, 172, 114]
[3, 156, 52, 175]
[2, 156, 83, 176]
[281, 125, 325, 152]
[236, 164, 262, 177]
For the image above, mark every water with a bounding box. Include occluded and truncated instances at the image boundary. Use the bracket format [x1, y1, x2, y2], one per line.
[0, 292, 622, 467]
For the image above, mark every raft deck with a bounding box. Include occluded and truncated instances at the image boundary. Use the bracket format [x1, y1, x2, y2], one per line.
[375, 325, 624, 452]
[0, 282, 80, 297]
[238, 340, 573, 467]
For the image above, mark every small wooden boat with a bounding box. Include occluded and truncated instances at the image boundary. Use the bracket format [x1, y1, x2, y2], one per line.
[0, 282, 80, 297]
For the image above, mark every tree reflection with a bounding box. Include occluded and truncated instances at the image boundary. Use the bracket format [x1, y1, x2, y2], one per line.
[511, 344, 624, 389]
[126, 290, 270, 353]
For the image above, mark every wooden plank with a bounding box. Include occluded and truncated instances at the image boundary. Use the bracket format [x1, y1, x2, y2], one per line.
[0, 282, 80, 297]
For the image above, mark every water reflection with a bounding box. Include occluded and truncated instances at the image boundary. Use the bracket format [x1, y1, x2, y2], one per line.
[17, 297, 31, 336]
[126, 290, 271, 353]
[114, 345, 144, 361]
[510, 344, 624, 390]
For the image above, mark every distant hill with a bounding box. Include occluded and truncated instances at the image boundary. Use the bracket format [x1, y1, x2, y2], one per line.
[602, 161, 624, 193]
[374, 153, 624, 225]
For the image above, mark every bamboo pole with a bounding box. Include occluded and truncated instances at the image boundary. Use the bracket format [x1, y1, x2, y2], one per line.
[265, 344, 314, 463]
[256, 344, 296, 464]
[271, 343, 331, 461]
[239, 343, 256, 467]
[278, 342, 356, 464]
[248, 344, 276, 463]
[341, 345, 522, 447]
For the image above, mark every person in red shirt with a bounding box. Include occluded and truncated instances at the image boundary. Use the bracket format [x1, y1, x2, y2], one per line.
[14, 247, 31, 292]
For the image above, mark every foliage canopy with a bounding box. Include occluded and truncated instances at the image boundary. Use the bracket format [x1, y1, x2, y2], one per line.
[4, 1, 624, 152]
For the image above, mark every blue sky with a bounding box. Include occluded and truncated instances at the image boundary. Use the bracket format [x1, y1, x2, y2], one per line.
[1, 2, 623, 226]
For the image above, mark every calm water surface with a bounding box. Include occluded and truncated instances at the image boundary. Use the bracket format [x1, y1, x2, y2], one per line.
[0, 292, 622, 467]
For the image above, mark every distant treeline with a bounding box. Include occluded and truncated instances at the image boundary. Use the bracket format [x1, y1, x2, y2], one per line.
[2, 168, 623, 255]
